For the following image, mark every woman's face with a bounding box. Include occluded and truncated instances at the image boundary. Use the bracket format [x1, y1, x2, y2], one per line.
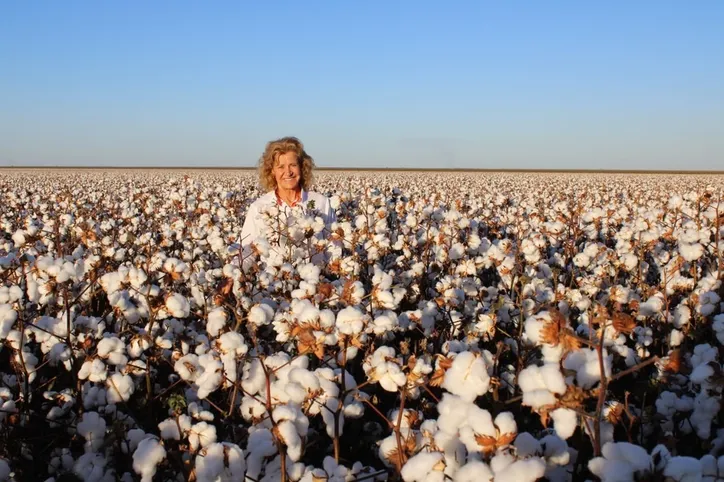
[273, 151, 302, 191]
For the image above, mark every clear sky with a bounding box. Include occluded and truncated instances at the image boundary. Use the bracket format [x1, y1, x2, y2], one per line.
[1, 1, 723, 170]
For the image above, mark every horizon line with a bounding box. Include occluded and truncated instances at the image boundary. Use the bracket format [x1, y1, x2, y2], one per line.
[1, 166, 724, 175]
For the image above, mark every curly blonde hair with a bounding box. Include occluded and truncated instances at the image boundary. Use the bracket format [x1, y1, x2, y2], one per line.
[258, 137, 315, 192]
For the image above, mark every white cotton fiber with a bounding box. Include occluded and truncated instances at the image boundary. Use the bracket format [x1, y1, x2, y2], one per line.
[551, 408, 578, 440]
[441, 351, 490, 402]
[132, 437, 166, 482]
[206, 307, 227, 338]
[663, 457, 702, 482]
[452, 461, 493, 482]
[494, 458, 546, 482]
[400, 452, 443, 482]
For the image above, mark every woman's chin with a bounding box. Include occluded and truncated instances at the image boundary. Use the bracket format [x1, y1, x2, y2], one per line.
[279, 181, 300, 191]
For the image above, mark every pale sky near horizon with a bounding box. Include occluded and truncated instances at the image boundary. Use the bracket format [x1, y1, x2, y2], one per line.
[1, 1, 723, 170]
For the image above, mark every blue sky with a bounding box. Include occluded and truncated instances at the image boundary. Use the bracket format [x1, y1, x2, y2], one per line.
[1, 1, 723, 170]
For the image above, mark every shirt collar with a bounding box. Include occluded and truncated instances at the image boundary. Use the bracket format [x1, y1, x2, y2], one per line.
[275, 189, 306, 207]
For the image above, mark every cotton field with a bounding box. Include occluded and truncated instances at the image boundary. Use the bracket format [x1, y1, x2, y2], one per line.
[1, 169, 724, 482]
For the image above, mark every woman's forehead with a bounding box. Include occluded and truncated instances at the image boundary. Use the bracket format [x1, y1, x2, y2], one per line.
[275, 151, 299, 164]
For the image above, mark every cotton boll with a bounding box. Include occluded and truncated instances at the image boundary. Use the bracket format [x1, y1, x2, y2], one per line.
[158, 415, 192, 440]
[165, 293, 190, 318]
[690, 363, 715, 385]
[320, 398, 344, 438]
[0, 458, 10, 481]
[187, 402, 214, 422]
[518, 364, 566, 409]
[375, 361, 407, 392]
[650, 444, 671, 471]
[240, 395, 267, 421]
[673, 305, 692, 329]
[589, 442, 652, 482]
[188, 422, 217, 452]
[106, 373, 135, 404]
[679, 242, 704, 262]
[668, 195, 684, 209]
[663, 457, 703, 482]
[400, 452, 444, 482]
[175, 354, 200, 382]
[336, 306, 368, 335]
[73, 452, 110, 482]
[514, 432, 542, 456]
[540, 434, 570, 466]
[453, 460, 493, 482]
[493, 458, 546, 482]
[689, 393, 719, 439]
[713, 314, 724, 345]
[78, 358, 108, 383]
[194, 442, 246, 482]
[494, 412, 517, 440]
[132, 437, 166, 482]
[206, 308, 228, 338]
[277, 420, 304, 462]
[216, 331, 248, 358]
[241, 358, 267, 396]
[195, 354, 224, 399]
[97, 337, 128, 366]
[670, 329, 685, 347]
[371, 311, 399, 335]
[691, 344, 718, 368]
[697, 291, 720, 317]
[441, 351, 490, 402]
[562, 348, 612, 389]
[463, 405, 495, 441]
[550, 408, 578, 440]
[436, 394, 471, 436]
[76, 411, 107, 452]
[0, 304, 18, 340]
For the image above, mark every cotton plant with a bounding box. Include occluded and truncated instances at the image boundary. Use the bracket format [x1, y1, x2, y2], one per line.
[3, 171, 724, 480]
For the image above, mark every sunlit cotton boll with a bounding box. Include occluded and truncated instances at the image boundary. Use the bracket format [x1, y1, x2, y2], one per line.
[248, 303, 275, 326]
[132, 437, 166, 482]
[106, 373, 135, 404]
[441, 351, 490, 402]
[164, 293, 190, 318]
[336, 306, 368, 336]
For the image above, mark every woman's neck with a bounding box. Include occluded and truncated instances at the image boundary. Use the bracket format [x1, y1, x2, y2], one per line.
[276, 186, 302, 206]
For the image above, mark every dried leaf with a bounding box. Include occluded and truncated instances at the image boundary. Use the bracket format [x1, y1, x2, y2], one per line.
[405, 433, 417, 452]
[405, 411, 420, 428]
[541, 309, 580, 354]
[497, 432, 516, 447]
[612, 312, 636, 334]
[340, 279, 356, 304]
[384, 448, 408, 466]
[475, 434, 498, 453]
[317, 283, 334, 299]
[559, 385, 588, 409]
[429, 368, 446, 387]
[561, 332, 581, 353]
[218, 277, 233, 296]
[605, 403, 624, 425]
[539, 409, 551, 428]
[437, 356, 453, 370]
[663, 350, 681, 373]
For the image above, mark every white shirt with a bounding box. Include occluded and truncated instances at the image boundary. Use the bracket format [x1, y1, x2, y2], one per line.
[239, 190, 337, 258]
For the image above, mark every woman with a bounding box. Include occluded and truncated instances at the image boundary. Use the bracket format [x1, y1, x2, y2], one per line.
[240, 137, 336, 264]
